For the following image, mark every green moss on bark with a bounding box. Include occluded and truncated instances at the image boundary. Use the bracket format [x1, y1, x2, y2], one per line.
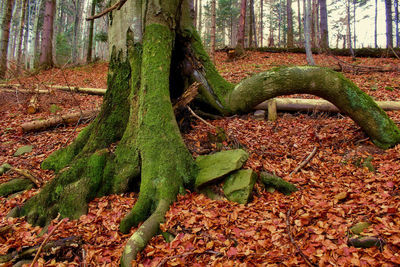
[0, 179, 33, 197]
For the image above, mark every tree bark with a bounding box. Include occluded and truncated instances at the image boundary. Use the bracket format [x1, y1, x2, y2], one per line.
[303, 0, 315, 64]
[287, 0, 294, 48]
[211, 0, 216, 61]
[16, 0, 27, 72]
[72, 0, 82, 63]
[319, 0, 328, 49]
[39, 0, 56, 69]
[236, 0, 247, 54]
[87, 0, 96, 63]
[0, 0, 14, 79]
[12, 0, 400, 264]
[375, 0, 378, 48]
[346, 0, 355, 57]
[395, 0, 399, 47]
[385, 0, 393, 48]
[297, 0, 302, 45]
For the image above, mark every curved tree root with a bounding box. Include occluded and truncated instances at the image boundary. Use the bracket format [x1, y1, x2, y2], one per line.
[120, 200, 170, 266]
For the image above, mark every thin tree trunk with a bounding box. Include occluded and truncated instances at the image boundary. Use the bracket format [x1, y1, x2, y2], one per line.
[260, 0, 263, 47]
[375, 0, 378, 48]
[39, 0, 56, 69]
[278, 0, 281, 46]
[268, 0, 274, 47]
[194, 0, 197, 28]
[236, 0, 247, 54]
[16, 0, 27, 72]
[353, 0, 356, 48]
[287, 0, 294, 48]
[211, 0, 216, 61]
[0, 0, 14, 79]
[385, 0, 393, 48]
[396, 0, 399, 47]
[30, 0, 43, 69]
[250, 0, 257, 47]
[346, 0, 355, 57]
[198, 0, 202, 33]
[72, 0, 82, 63]
[304, 0, 315, 65]
[297, 0, 302, 45]
[87, 0, 95, 62]
[319, 0, 328, 49]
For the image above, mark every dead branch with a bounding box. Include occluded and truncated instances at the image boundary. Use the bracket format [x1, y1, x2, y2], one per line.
[30, 216, 65, 267]
[21, 109, 100, 133]
[290, 147, 317, 176]
[86, 0, 127, 21]
[286, 208, 317, 267]
[187, 106, 216, 129]
[10, 167, 42, 187]
[330, 54, 398, 73]
[390, 46, 400, 60]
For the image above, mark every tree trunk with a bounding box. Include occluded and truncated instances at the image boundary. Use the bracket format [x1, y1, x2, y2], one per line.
[287, 0, 294, 48]
[0, 0, 14, 79]
[385, 0, 393, 48]
[303, 0, 315, 64]
[211, 0, 216, 61]
[39, 0, 56, 69]
[319, 0, 328, 49]
[297, 0, 302, 45]
[395, 0, 399, 47]
[375, 0, 378, 48]
[198, 0, 202, 33]
[11, 0, 400, 265]
[72, 0, 82, 63]
[16, 0, 27, 72]
[268, 0, 275, 47]
[260, 0, 263, 47]
[87, 0, 95, 63]
[236, 0, 247, 54]
[346, 0, 355, 57]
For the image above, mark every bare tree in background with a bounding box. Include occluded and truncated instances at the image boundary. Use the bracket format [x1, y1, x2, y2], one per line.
[0, 0, 14, 78]
[385, 0, 393, 48]
[39, 0, 56, 69]
[287, 0, 294, 48]
[319, 0, 328, 49]
[304, 0, 315, 64]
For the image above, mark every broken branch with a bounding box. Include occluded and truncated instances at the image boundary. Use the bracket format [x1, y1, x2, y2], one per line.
[86, 0, 127, 21]
[290, 146, 318, 176]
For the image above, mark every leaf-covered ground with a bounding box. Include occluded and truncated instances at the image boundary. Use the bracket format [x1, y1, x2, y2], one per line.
[0, 52, 399, 266]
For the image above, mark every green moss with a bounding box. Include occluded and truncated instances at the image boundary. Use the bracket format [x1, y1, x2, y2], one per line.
[0, 178, 33, 197]
[260, 172, 298, 195]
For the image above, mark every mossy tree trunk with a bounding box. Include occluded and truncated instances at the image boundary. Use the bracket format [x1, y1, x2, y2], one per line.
[11, 0, 400, 265]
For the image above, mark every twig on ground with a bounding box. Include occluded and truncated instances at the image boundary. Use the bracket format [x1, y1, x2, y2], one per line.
[10, 167, 42, 187]
[157, 250, 222, 267]
[30, 215, 65, 267]
[187, 106, 216, 129]
[289, 146, 317, 176]
[286, 208, 317, 267]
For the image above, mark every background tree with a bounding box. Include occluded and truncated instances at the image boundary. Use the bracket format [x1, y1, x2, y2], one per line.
[39, 0, 56, 69]
[385, 0, 393, 48]
[394, 0, 399, 47]
[236, 0, 247, 54]
[287, 0, 294, 47]
[304, 0, 315, 64]
[16, 0, 28, 72]
[319, 0, 328, 49]
[87, 0, 96, 62]
[0, 0, 14, 79]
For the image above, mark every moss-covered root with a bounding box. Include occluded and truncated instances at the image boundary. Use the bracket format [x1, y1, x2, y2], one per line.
[42, 48, 132, 172]
[120, 23, 197, 260]
[0, 178, 34, 197]
[225, 66, 400, 149]
[120, 200, 170, 266]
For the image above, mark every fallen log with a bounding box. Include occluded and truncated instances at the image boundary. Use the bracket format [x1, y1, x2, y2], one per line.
[21, 109, 100, 132]
[254, 98, 400, 113]
[0, 83, 107, 95]
[50, 85, 107, 95]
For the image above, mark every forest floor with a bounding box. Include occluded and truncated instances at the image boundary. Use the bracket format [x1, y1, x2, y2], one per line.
[0, 51, 400, 266]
